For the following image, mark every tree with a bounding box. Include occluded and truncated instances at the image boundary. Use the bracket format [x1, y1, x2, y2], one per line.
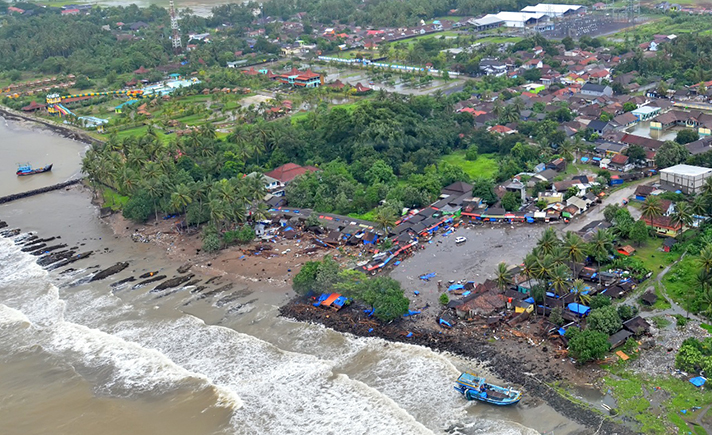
[501, 191, 522, 211]
[465, 145, 478, 161]
[603, 204, 621, 223]
[622, 102, 637, 112]
[495, 262, 512, 293]
[675, 129, 699, 145]
[625, 145, 647, 165]
[588, 229, 614, 283]
[550, 307, 564, 326]
[589, 294, 612, 309]
[362, 276, 410, 322]
[564, 232, 586, 278]
[655, 140, 689, 168]
[374, 204, 397, 234]
[587, 305, 622, 335]
[617, 304, 638, 321]
[537, 227, 561, 256]
[292, 261, 320, 295]
[629, 220, 649, 246]
[472, 178, 498, 205]
[439, 293, 449, 305]
[562, 36, 575, 51]
[566, 329, 610, 363]
[671, 202, 693, 232]
[122, 190, 153, 222]
[641, 196, 663, 227]
[699, 245, 712, 273]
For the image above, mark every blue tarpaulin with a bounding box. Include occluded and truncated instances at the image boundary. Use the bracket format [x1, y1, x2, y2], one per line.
[581, 157, 589, 162]
[462, 291, 471, 297]
[558, 327, 566, 336]
[403, 310, 421, 317]
[448, 284, 464, 291]
[567, 303, 591, 316]
[524, 297, 535, 304]
[690, 376, 707, 387]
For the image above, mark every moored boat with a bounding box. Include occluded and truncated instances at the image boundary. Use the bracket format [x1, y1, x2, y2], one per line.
[16, 163, 53, 176]
[454, 372, 522, 405]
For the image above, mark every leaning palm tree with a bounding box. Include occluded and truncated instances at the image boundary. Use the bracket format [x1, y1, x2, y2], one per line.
[495, 262, 512, 293]
[170, 183, 193, 216]
[563, 232, 586, 278]
[690, 195, 708, 221]
[670, 202, 694, 233]
[641, 196, 663, 228]
[536, 227, 560, 256]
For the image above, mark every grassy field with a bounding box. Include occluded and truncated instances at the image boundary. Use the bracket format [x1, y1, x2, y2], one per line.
[634, 237, 678, 275]
[475, 36, 523, 44]
[663, 255, 698, 310]
[603, 372, 712, 434]
[440, 151, 498, 179]
[348, 209, 378, 221]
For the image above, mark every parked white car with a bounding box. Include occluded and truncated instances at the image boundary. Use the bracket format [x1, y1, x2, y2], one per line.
[455, 236, 467, 244]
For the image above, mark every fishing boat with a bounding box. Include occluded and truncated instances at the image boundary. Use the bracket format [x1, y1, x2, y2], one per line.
[454, 372, 522, 406]
[16, 163, 53, 176]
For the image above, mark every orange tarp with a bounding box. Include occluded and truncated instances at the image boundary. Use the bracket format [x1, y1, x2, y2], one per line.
[321, 293, 342, 307]
[616, 351, 630, 361]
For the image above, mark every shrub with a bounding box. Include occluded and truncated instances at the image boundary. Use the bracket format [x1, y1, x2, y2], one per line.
[566, 329, 611, 363]
[439, 293, 449, 305]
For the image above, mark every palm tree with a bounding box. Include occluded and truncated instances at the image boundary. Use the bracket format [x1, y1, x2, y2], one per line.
[495, 262, 512, 293]
[375, 206, 396, 234]
[670, 202, 693, 233]
[536, 227, 560, 256]
[534, 255, 555, 283]
[550, 263, 571, 307]
[641, 196, 663, 227]
[522, 253, 538, 292]
[588, 229, 614, 284]
[563, 232, 586, 278]
[701, 177, 712, 199]
[690, 195, 708, 220]
[699, 245, 712, 273]
[170, 183, 193, 216]
[208, 199, 226, 230]
[571, 279, 591, 306]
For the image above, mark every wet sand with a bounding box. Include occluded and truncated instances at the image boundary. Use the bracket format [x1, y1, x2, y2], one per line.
[390, 223, 546, 312]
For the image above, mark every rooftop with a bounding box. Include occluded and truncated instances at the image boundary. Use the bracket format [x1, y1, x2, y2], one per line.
[660, 164, 712, 177]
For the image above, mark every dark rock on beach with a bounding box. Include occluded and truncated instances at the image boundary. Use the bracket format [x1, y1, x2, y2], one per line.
[90, 262, 130, 282]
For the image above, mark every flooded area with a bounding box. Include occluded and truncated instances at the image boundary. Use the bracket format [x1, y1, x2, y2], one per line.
[625, 121, 678, 141]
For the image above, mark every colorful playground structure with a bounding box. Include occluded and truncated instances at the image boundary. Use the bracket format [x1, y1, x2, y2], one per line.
[46, 89, 145, 116]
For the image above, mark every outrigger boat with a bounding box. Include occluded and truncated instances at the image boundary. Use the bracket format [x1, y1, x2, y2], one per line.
[17, 163, 53, 176]
[454, 372, 522, 406]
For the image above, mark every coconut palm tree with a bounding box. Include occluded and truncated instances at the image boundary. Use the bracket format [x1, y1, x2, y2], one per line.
[570, 279, 591, 306]
[170, 183, 193, 216]
[670, 202, 694, 233]
[641, 196, 663, 227]
[702, 177, 712, 199]
[690, 195, 708, 220]
[699, 245, 712, 273]
[495, 262, 512, 293]
[522, 253, 538, 292]
[588, 229, 614, 284]
[375, 206, 397, 234]
[534, 254, 555, 283]
[208, 199, 226, 230]
[563, 231, 586, 278]
[550, 263, 571, 306]
[536, 227, 560, 256]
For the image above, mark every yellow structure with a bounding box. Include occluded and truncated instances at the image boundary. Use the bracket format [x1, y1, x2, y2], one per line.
[46, 93, 61, 114]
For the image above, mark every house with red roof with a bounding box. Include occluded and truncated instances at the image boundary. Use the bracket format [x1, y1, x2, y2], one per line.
[275, 68, 322, 87]
[265, 163, 319, 185]
[488, 125, 516, 135]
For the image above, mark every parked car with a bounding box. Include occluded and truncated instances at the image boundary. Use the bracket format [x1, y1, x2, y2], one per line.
[455, 236, 467, 244]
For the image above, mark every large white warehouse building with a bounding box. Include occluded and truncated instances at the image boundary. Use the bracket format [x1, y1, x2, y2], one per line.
[481, 12, 550, 28]
[520, 3, 586, 17]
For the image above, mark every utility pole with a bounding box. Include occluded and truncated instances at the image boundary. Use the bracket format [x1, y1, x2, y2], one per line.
[170, 0, 182, 54]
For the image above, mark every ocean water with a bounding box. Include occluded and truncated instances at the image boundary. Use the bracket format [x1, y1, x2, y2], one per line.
[0, 122, 583, 435]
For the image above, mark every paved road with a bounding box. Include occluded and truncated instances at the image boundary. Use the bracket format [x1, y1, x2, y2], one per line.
[564, 177, 656, 232]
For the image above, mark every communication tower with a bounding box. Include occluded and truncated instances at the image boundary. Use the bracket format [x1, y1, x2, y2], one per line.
[170, 0, 182, 54]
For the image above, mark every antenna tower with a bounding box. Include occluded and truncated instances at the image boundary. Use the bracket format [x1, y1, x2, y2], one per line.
[170, 0, 182, 54]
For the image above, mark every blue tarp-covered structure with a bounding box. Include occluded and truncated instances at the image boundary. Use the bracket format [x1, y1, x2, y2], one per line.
[448, 284, 464, 291]
[567, 303, 591, 316]
[690, 376, 706, 387]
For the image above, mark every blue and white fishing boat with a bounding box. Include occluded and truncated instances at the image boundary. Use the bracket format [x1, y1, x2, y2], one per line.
[454, 372, 522, 405]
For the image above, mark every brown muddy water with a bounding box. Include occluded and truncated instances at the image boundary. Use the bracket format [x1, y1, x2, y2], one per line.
[0, 121, 584, 435]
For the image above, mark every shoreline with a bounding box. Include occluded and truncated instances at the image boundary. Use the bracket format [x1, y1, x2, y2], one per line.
[280, 298, 636, 435]
[0, 105, 103, 146]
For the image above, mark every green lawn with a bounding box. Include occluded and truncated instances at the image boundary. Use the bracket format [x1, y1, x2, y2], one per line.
[475, 36, 523, 44]
[440, 152, 498, 179]
[663, 255, 698, 310]
[603, 373, 712, 434]
[348, 209, 377, 221]
[634, 237, 678, 276]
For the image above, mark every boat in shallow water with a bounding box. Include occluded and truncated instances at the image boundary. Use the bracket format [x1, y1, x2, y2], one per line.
[454, 372, 522, 405]
[17, 163, 53, 176]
